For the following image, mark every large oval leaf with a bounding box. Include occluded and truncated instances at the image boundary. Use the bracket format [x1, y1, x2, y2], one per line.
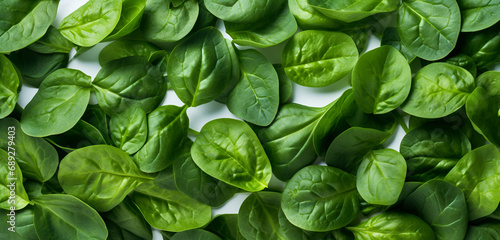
[191, 119, 272, 192]
[281, 165, 359, 232]
[308, 0, 400, 22]
[58, 145, 154, 212]
[458, 0, 500, 32]
[204, 0, 285, 23]
[403, 180, 468, 240]
[21, 68, 92, 137]
[398, 0, 461, 60]
[59, 0, 121, 47]
[0, 0, 58, 53]
[352, 45, 411, 114]
[33, 194, 108, 240]
[227, 49, 279, 126]
[282, 30, 358, 87]
[167, 27, 232, 107]
[401, 63, 475, 118]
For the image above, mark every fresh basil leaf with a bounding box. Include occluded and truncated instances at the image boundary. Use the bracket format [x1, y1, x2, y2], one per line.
[282, 30, 358, 87]
[282, 165, 360, 231]
[33, 194, 108, 239]
[444, 144, 500, 220]
[401, 62, 475, 118]
[134, 105, 189, 173]
[227, 49, 279, 126]
[167, 27, 232, 107]
[398, 0, 461, 61]
[130, 183, 212, 232]
[0, 0, 58, 53]
[21, 68, 92, 137]
[58, 145, 154, 212]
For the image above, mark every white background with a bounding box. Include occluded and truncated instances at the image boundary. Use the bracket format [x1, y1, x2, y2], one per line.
[16, 1, 499, 238]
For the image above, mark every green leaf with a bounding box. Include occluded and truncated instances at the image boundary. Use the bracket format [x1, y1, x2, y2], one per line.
[130, 183, 212, 232]
[458, 0, 500, 32]
[204, 214, 240, 240]
[27, 26, 74, 54]
[0, 54, 21, 119]
[0, 206, 37, 240]
[0, 0, 58, 53]
[104, 0, 147, 41]
[307, 0, 400, 22]
[109, 105, 147, 155]
[98, 40, 161, 66]
[134, 105, 189, 173]
[204, 0, 285, 23]
[58, 145, 154, 212]
[403, 180, 468, 240]
[444, 144, 500, 220]
[281, 165, 359, 231]
[33, 194, 108, 240]
[102, 197, 153, 240]
[0, 149, 30, 210]
[0, 118, 58, 182]
[356, 149, 406, 205]
[21, 68, 92, 137]
[381, 27, 416, 62]
[352, 45, 411, 114]
[191, 119, 272, 192]
[238, 192, 283, 240]
[171, 229, 222, 240]
[398, 0, 461, 61]
[347, 211, 436, 240]
[59, 0, 122, 47]
[289, 0, 346, 30]
[227, 49, 279, 126]
[282, 30, 358, 87]
[401, 62, 475, 118]
[167, 27, 232, 107]
[459, 23, 500, 69]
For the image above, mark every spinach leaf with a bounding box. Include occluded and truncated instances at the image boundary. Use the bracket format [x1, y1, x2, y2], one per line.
[154, 166, 177, 191]
[325, 127, 391, 174]
[282, 30, 358, 87]
[458, 0, 500, 32]
[104, 0, 147, 41]
[8, 48, 68, 88]
[134, 105, 189, 173]
[289, 0, 345, 30]
[459, 23, 500, 69]
[398, 0, 461, 61]
[356, 149, 407, 205]
[0, 118, 58, 182]
[93, 56, 167, 115]
[0, 206, 36, 240]
[102, 197, 153, 240]
[403, 180, 468, 240]
[278, 209, 329, 240]
[33, 194, 108, 240]
[465, 220, 500, 240]
[81, 104, 112, 145]
[443, 54, 477, 77]
[227, 49, 279, 126]
[109, 105, 147, 155]
[238, 192, 282, 240]
[167, 27, 232, 107]
[46, 119, 108, 151]
[466, 71, 500, 147]
[346, 211, 436, 240]
[307, 0, 400, 22]
[58, 145, 154, 212]
[130, 183, 212, 232]
[174, 140, 238, 207]
[98, 40, 161, 66]
[204, 0, 285, 23]
[205, 214, 240, 240]
[281, 165, 359, 231]
[28, 26, 74, 54]
[381, 27, 416, 62]
[444, 144, 500, 220]
[141, 0, 199, 43]
[191, 118, 272, 192]
[171, 229, 222, 240]
[0, 148, 30, 210]
[215, 39, 240, 104]
[21, 68, 92, 137]
[273, 64, 293, 104]
[352, 45, 411, 114]
[190, 1, 218, 33]
[401, 62, 475, 118]
[59, 0, 122, 47]
[400, 124, 471, 181]
[0, 0, 58, 53]
[225, 4, 297, 48]
[0, 54, 20, 119]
